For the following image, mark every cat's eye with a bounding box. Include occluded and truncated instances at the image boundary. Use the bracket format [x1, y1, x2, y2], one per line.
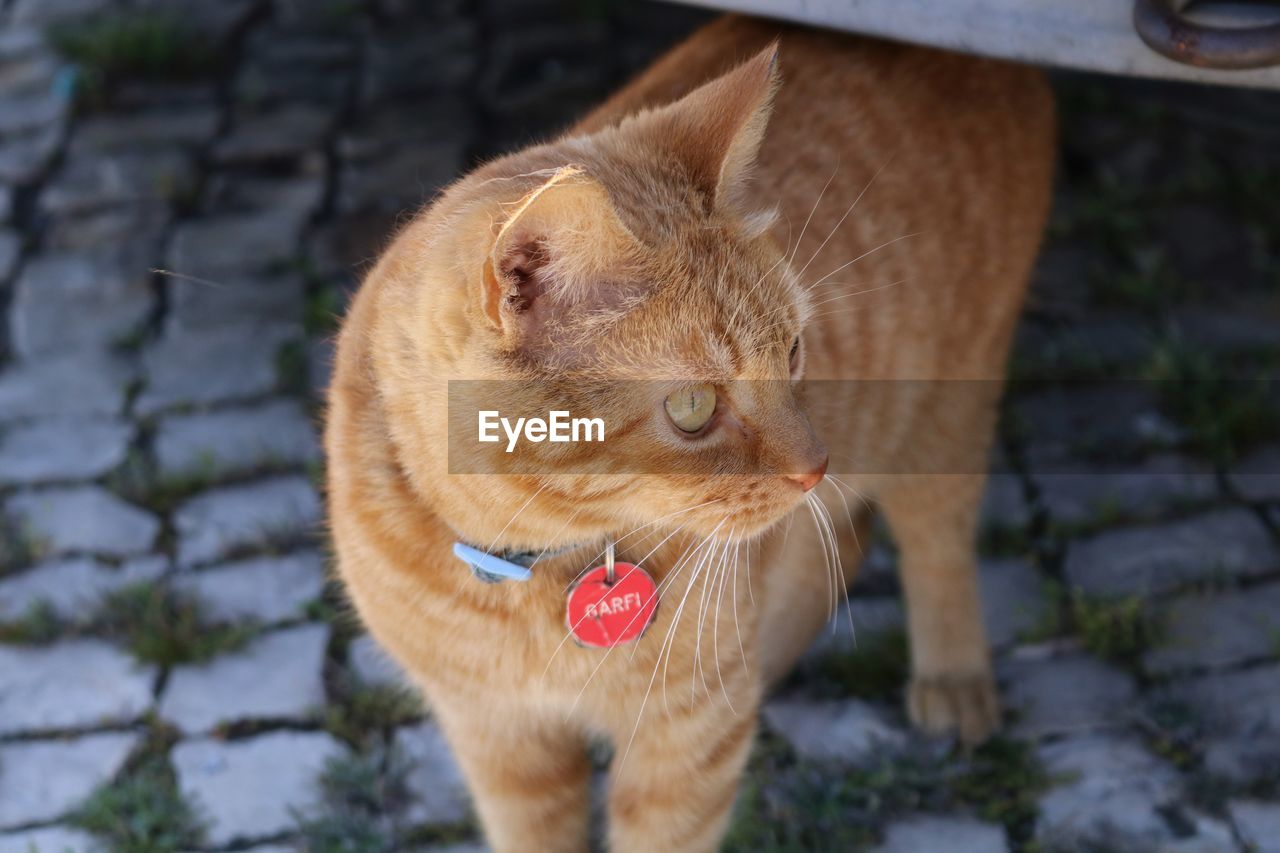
[789, 336, 801, 371]
[664, 384, 717, 434]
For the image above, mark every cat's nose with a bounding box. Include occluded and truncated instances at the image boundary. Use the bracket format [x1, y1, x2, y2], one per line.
[785, 454, 828, 492]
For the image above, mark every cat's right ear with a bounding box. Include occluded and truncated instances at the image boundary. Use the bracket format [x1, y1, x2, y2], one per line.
[481, 166, 640, 344]
[632, 43, 781, 213]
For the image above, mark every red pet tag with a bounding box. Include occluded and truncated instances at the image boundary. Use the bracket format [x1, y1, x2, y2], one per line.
[566, 547, 658, 648]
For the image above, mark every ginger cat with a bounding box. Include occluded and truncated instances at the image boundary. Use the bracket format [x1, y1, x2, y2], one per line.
[326, 14, 1054, 853]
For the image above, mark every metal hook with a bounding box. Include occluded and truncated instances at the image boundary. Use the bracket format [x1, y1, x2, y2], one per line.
[1134, 0, 1280, 70]
[605, 541, 616, 585]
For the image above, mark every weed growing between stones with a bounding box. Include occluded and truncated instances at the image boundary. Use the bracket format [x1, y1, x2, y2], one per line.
[70, 726, 205, 853]
[323, 678, 423, 750]
[0, 517, 44, 577]
[1090, 249, 1192, 312]
[1019, 579, 1159, 667]
[94, 581, 256, 666]
[48, 13, 216, 107]
[1144, 338, 1280, 467]
[277, 339, 311, 397]
[1139, 697, 1203, 774]
[724, 734, 1052, 851]
[0, 582, 258, 658]
[1017, 579, 1068, 645]
[296, 748, 413, 853]
[1069, 589, 1159, 667]
[801, 628, 911, 704]
[304, 281, 346, 337]
[0, 600, 64, 645]
[979, 521, 1036, 559]
[107, 450, 217, 516]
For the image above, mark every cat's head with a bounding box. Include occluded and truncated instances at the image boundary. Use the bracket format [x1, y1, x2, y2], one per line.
[383, 46, 827, 547]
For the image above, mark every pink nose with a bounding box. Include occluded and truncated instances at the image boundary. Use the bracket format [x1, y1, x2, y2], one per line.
[786, 455, 828, 492]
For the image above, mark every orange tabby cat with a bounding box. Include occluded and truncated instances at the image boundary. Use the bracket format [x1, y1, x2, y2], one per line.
[326, 14, 1053, 853]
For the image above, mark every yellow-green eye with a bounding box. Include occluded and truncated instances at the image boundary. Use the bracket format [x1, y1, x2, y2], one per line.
[664, 384, 717, 433]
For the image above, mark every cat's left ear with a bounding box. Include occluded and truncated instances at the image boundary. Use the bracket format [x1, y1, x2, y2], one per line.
[637, 42, 780, 212]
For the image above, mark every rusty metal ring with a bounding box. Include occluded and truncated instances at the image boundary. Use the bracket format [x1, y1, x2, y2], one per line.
[1134, 0, 1280, 70]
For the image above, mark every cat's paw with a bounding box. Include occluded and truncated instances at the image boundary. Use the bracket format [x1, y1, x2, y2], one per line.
[907, 670, 1000, 745]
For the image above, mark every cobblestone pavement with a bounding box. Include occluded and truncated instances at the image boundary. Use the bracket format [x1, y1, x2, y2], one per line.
[0, 1, 1278, 851]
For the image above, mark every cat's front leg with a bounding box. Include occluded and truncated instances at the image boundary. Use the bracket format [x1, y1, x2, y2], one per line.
[431, 700, 592, 853]
[879, 472, 1000, 745]
[606, 703, 756, 853]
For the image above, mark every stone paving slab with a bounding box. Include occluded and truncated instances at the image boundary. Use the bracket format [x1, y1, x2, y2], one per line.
[45, 202, 170, 255]
[0, 91, 66, 136]
[0, 554, 165, 622]
[165, 272, 306, 334]
[40, 149, 195, 216]
[1145, 582, 1280, 674]
[0, 639, 156, 735]
[172, 550, 325, 624]
[0, 826, 98, 853]
[1035, 734, 1182, 848]
[134, 323, 300, 416]
[206, 173, 324, 219]
[1014, 385, 1177, 467]
[0, 230, 19, 280]
[1063, 509, 1280, 598]
[70, 107, 222, 154]
[762, 698, 905, 764]
[1033, 455, 1218, 527]
[0, 732, 139, 829]
[3, 486, 159, 560]
[1001, 650, 1138, 739]
[213, 104, 334, 165]
[8, 252, 155, 359]
[873, 815, 1007, 853]
[1229, 800, 1280, 853]
[808, 556, 1049, 657]
[801, 596, 904, 660]
[172, 474, 321, 567]
[172, 731, 346, 847]
[154, 398, 319, 482]
[166, 210, 307, 280]
[8, 0, 111, 26]
[1231, 446, 1280, 504]
[0, 354, 134, 422]
[1171, 662, 1280, 784]
[395, 722, 473, 828]
[0, 123, 61, 185]
[0, 417, 132, 486]
[978, 557, 1053, 649]
[348, 632, 413, 689]
[159, 624, 328, 734]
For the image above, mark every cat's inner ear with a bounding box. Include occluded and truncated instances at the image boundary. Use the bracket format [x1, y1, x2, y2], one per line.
[641, 42, 780, 212]
[483, 167, 640, 343]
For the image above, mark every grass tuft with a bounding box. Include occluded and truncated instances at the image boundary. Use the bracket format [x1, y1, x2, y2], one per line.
[806, 628, 911, 703]
[724, 735, 1051, 851]
[323, 669, 423, 749]
[0, 600, 65, 645]
[70, 731, 204, 853]
[0, 517, 44, 577]
[49, 12, 215, 83]
[1070, 589, 1158, 666]
[296, 748, 412, 853]
[93, 582, 255, 666]
[1143, 338, 1279, 466]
